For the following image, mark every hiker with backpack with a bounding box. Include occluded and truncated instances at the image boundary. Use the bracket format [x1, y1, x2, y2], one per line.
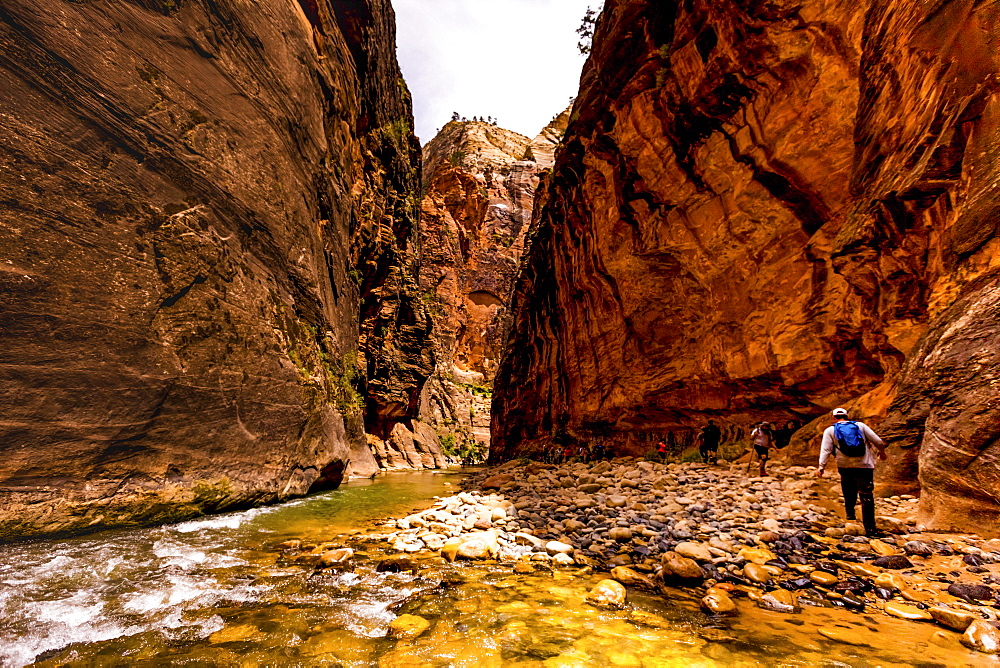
[749, 422, 775, 476]
[815, 407, 888, 537]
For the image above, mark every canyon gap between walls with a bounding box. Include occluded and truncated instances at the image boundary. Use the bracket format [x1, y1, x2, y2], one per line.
[0, 0, 432, 539]
[492, 0, 1000, 534]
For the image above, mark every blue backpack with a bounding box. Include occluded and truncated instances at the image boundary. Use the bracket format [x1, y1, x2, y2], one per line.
[833, 421, 867, 457]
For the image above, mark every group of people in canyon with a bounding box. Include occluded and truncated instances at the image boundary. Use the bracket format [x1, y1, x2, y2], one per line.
[665, 409, 889, 538]
[538, 408, 889, 538]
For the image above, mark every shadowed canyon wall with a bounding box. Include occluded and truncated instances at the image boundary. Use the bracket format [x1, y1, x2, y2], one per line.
[417, 116, 567, 457]
[492, 0, 1000, 533]
[0, 0, 433, 538]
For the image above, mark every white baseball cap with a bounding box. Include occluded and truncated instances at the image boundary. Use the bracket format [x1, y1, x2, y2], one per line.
[832, 407, 849, 417]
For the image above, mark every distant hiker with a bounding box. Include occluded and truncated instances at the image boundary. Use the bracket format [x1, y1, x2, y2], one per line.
[815, 407, 887, 536]
[593, 443, 607, 461]
[749, 422, 775, 476]
[562, 445, 573, 463]
[699, 419, 722, 464]
[656, 440, 669, 462]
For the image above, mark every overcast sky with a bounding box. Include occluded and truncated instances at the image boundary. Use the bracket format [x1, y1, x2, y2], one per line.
[394, 0, 597, 144]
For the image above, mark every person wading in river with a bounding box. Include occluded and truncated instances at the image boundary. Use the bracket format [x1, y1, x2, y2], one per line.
[814, 407, 888, 537]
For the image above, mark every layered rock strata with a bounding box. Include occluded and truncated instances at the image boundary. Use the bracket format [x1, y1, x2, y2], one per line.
[418, 115, 568, 454]
[0, 0, 431, 538]
[492, 0, 1000, 532]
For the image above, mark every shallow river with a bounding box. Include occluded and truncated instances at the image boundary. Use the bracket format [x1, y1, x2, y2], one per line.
[0, 470, 985, 667]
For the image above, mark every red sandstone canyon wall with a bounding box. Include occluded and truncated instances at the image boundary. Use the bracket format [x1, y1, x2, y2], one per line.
[0, 0, 432, 538]
[492, 0, 1000, 533]
[416, 115, 567, 456]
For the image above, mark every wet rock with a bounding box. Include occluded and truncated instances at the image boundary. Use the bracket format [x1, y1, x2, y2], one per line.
[277, 539, 302, 550]
[869, 539, 899, 557]
[376, 555, 418, 573]
[737, 546, 776, 565]
[674, 542, 712, 562]
[757, 590, 800, 614]
[513, 562, 537, 574]
[586, 579, 627, 609]
[441, 537, 463, 562]
[743, 563, 772, 585]
[871, 555, 913, 569]
[389, 614, 430, 640]
[948, 583, 994, 601]
[610, 566, 658, 590]
[884, 601, 932, 621]
[318, 548, 354, 570]
[701, 590, 737, 616]
[929, 606, 976, 631]
[809, 571, 838, 586]
[962, 619, 1000, 654]
[552, 553, 575, 566]
[545, 541, 574, 556]
[660, 552, 705, 580]
[903, 540, 934, 557]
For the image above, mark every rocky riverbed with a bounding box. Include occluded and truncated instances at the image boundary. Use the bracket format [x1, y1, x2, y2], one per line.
[292, 457, 1000, 660]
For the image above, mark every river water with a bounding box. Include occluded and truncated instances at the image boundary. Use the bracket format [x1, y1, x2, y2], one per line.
[0, 469, 984, 667]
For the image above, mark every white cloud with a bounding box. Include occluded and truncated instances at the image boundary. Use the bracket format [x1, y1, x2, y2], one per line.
[394, 0, 596, 144]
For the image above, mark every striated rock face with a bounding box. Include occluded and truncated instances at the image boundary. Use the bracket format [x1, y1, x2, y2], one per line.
[0, 0, 431, 538]
[492, 0, 1000, 532]
[418, 115, 568, 454]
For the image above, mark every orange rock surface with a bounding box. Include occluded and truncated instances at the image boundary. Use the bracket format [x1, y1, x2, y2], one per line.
[418, 114, 568, 451]
[492, 0, 1000, 532]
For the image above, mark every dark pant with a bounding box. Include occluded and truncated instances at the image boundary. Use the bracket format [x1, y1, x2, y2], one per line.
[839, 467, 876, 532]
[700, 443, 718, 462]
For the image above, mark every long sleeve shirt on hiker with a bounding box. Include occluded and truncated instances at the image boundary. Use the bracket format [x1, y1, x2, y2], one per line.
[819, 422, 885, 469]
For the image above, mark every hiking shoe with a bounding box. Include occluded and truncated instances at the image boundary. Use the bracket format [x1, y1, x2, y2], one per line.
[865, 529, 886, 539]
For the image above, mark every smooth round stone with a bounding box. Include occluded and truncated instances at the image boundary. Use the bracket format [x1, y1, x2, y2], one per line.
[743, 562, 772, 584]
[963, 619, 1000, 654]
[608, 527, 632, 542]
[607, 496, 628, 508]
[902, 540, 934, 556]
[701, 590, 737, 615]
[610, 565, 657, 590]
[930, 605, 976, 631]
[948, 582, 994, 601]
[869, 539, 899, 556]
[674, 541, 712, 561]
[545, 540, 574, 555]
[738, 546, 777, 564]
[552, 552, 575, 566]
[809, 571, 838, 586]
[389, 614, 430, 640]
[661, 552, 704, 579]
[872, 555, 913, 569]
[884, 601, 932, 621]
[587, 579, 627, 609]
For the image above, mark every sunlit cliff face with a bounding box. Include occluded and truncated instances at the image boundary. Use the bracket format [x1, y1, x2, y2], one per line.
[491, 0, 1000, 534]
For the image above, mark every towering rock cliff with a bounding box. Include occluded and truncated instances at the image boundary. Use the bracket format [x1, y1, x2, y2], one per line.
[493, 0, 1000, 533]
[0, 0, 432, 538]
[418, 116, 568, 456]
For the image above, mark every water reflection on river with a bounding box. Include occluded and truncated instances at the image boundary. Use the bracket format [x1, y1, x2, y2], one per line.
[0, 469, 983, 667]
